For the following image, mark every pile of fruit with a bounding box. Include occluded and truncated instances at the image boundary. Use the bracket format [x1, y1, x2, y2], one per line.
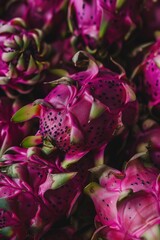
[0, 0, 160, 239]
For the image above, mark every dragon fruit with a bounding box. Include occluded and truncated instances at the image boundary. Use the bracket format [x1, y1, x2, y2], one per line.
[134, 39, 160, 119]
[85, 154, 160, 240]
[0, 96, 30, 157]
[12, 51, 136, 167]
[0, 171, 53, 240]
[0, 17, 51, 98]
[0, 146, 92, 239]
[68, 0, 142, 51]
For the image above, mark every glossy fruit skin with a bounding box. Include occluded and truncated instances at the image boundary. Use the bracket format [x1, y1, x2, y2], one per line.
[0, 146, 92, 239]
[85, 156, 160, 240]
[68, 0, 142, 49]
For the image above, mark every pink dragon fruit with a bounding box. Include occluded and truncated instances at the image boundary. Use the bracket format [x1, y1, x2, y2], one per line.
[0, 18, 51, 98]
[85, 154, 160, 239]
[0, 96, 30, 157]
[0, 171, 53, 240]
[0, 145, 92, 239]
[12, 51, 136, 167]
[91, 191, 160, 240]
[68, 0, 142, 50]
[134, 39, 160, 118]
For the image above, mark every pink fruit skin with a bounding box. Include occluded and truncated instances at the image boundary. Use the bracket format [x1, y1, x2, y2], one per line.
[40, 84, 119, 156]
[68, 0, 142, 48]
[34, 52, 136, 163]
[0, 146, 93, 239]
[137, 40, 160, 118]
[85, 156, 160, 239]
